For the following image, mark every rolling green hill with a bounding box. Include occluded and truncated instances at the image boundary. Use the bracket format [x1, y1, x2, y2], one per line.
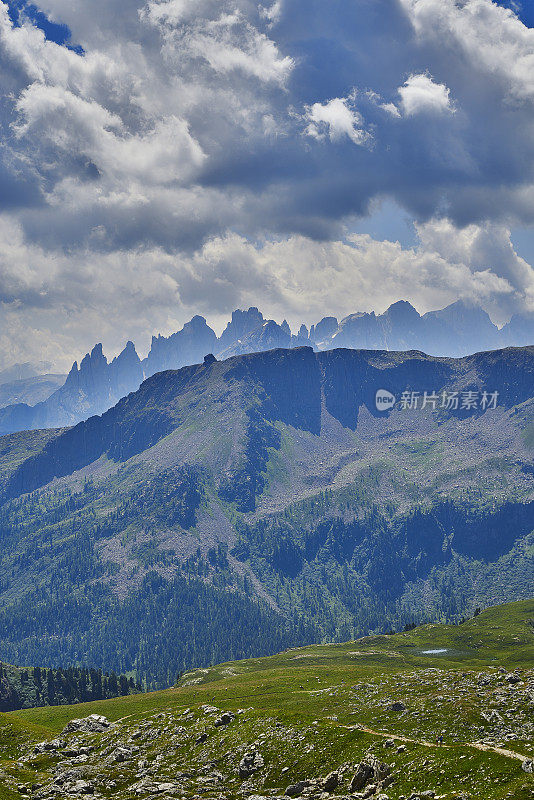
[1, 600, 532, 800]
[0, 347, 532, 685]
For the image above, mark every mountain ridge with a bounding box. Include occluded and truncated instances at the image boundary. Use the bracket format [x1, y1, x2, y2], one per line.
[3, 342, 534, 503]
[2, 299, 534, 436]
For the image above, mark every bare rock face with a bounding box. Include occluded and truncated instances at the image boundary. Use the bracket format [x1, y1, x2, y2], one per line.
[61, 714, 111, 736]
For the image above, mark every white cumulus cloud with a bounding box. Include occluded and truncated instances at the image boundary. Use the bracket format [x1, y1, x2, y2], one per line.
[305, 94, 369, 145]
[398, 73, 453, 116]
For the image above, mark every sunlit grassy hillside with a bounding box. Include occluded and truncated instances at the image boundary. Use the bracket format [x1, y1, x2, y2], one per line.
[0, 600, 532, 799]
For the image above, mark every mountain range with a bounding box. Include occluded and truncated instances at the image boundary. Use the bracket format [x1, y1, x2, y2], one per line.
[0, 344, 532, 685]
[1, 299, 534, 435]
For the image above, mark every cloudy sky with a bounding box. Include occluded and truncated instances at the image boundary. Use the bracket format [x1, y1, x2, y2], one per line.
[1, 0, 534, 369]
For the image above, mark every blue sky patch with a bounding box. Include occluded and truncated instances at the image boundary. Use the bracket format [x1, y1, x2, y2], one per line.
[495, 1, 534, 26]
[5, 1, 83, 54]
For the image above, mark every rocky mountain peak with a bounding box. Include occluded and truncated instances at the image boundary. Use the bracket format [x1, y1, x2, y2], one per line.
[219, 307, 265, 350]
[313, 316, 339, 343]
[384, 300, 420, 322]
[113, 341, 140, 365]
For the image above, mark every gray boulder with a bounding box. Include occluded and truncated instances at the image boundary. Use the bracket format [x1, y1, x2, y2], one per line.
[350, 757, 391, 792]
[285, 779, 312, 796]
[239, 749, 265, 778]
[62, 715, 111, 735]
[322, 771, 339, 791]
[214, 711, 235, 727]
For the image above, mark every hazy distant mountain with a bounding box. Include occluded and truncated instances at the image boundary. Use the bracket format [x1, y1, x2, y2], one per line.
[500, 311, 534, 347]
[0, 375, 66, 409]
[0, 345, 532, 683]
[144, 315, 218, 376]
[0, 361, 55, 383]
[0, 299, 533, 435]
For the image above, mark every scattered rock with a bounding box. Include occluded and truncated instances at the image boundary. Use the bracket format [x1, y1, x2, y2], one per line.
[388, 701, 407, 713]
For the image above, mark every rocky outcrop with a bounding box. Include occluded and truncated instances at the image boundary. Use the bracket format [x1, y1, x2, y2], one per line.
[62, 715, 112, 735]
[350, 755, 392, 791]
[238, 749, 264, 777]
